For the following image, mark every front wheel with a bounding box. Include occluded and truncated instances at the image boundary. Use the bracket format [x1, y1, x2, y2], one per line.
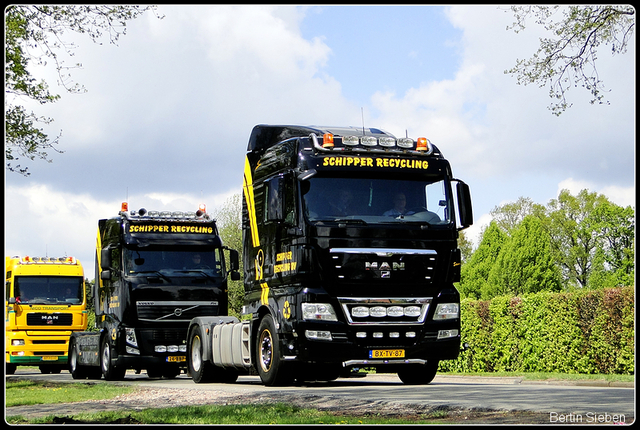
[256, 315, 293, 386]
[397, 361, 439, 385]
[101, 337, 126, 381]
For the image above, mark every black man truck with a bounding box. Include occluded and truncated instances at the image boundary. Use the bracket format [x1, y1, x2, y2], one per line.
[186, 125, 473, 386]
[6, 255, 87, 374]
[68, 203, 239, 380]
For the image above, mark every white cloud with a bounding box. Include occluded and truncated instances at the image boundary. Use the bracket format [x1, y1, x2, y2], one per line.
[557, 178, 636, 208]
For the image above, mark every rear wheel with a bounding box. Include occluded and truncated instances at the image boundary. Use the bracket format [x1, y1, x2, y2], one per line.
[256, 315, 293, 386]
[397, 361, 439, 385]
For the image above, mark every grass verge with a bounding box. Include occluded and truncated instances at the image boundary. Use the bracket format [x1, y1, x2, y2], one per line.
[5, 379, 135, 407]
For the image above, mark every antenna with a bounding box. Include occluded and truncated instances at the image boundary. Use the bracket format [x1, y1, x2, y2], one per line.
[361, 107, 365, 135]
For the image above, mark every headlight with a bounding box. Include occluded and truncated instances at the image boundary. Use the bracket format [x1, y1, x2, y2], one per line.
[12, 339, 25, 346]
[433, 303, 459, 320]
[125, 328, 138, 347]
[302, 303, 338, 321]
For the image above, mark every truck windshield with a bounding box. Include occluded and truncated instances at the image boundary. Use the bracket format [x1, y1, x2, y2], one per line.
[302, 176, 451, 225]
[14, 276, 84, 304]
[124, 247, 224, 277]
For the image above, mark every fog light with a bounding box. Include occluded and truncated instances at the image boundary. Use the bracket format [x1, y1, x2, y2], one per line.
[352, 306, 369, 317]
[389, 332, 400, 338]
[179, 345, 187, 353]
[406, 332, 416, 338]
[370, 306, 386, 317]
[356, 332, 367, 338]
[373, 332, 383, 338]
[404, 306, 421, 317]
[167, 345, 179, 353]
[305, 330, 332, 340]
[155, 345, 167, 353]
[437, 329, 459, 339]
[126, 346, 140, 355]
[387, 306, 404, 317]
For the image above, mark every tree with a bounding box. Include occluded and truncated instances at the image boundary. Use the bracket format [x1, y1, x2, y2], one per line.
[458, 222, 508, 299]
[489, 196, 544, 234]
[542, 189, 610, 289]
[212, 194, 244, 317]
[504, 5, 635, 115]
[5, 5, 162, 176]
[588, 199, 635, 287]
[487, 215, 562, 298]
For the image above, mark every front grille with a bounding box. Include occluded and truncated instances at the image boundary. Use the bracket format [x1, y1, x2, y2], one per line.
[27, 313, 73, 326]
[33, 340, 67, 345]
[136, 301, 218, 322]
[338, 297, 432, 325]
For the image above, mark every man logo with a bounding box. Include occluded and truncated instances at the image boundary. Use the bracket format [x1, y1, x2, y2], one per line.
[365, 262, 405, 271]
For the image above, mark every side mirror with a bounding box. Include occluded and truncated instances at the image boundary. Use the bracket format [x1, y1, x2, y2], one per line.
[228, 249, 240, 272]
[227, 248, 241, 281]
[454, 180, 473, 230]
[100, 270, 112, 281]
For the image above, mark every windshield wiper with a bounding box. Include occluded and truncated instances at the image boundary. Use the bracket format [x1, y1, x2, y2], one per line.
[333, 218, 367, 225]
[135, 270, 171, 282]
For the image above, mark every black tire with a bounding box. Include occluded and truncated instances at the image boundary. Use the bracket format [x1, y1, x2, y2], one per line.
[256, 314, 293, 386]
[69, 339, 88, 379]
[397, 361, 439, 385]
[188, 325, 215, 383]
[101, 336, 126, 381]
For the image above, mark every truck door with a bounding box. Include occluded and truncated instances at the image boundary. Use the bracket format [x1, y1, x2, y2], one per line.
[263, 173, 298, 289]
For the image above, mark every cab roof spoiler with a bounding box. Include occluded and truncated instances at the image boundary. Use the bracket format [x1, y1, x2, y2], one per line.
[247, 124, 394, 153]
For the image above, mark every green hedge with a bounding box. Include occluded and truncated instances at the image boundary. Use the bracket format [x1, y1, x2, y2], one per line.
[440, 287, 634, 375]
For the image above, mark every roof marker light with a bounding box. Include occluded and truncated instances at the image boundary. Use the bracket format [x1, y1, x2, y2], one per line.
[360, 136, 377, 146]
[416, 137, 429, 151]
[378, 136, 396, 147]
[121, 202, 129, 212]
[397, 138, 414, 149]
[322, 133, 334, 148]
[343, 135, 359, 146]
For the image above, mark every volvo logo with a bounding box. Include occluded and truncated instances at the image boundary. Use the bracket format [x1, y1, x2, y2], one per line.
[173, 308, 183, 317]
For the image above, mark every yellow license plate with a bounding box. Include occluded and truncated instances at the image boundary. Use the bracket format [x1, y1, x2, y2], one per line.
[167, 356, 186, 363]
[41, 356, 59, 361]
[369, 349, 405, 359]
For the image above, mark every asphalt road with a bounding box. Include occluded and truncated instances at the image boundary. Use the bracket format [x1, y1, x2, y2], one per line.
[7, 368, 635, 424]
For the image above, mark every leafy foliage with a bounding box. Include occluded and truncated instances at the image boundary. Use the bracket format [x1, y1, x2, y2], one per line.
[504, 5, 635, 115]
[458, 188, 635, 299]
[212, 194, 244, 317]
[441, 287, 634, 375]
[4, 5, 161, 176]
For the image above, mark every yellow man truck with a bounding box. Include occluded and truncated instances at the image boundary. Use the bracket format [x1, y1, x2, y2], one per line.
[5, 255, 87, 374]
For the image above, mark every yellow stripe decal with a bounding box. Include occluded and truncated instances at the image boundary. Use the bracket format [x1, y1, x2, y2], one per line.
[243, 156, 260, 248]
[260, 282, 269, 305]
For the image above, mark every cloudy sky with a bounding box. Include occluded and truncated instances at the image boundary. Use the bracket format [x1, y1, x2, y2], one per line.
[5, 5, 635, 276]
